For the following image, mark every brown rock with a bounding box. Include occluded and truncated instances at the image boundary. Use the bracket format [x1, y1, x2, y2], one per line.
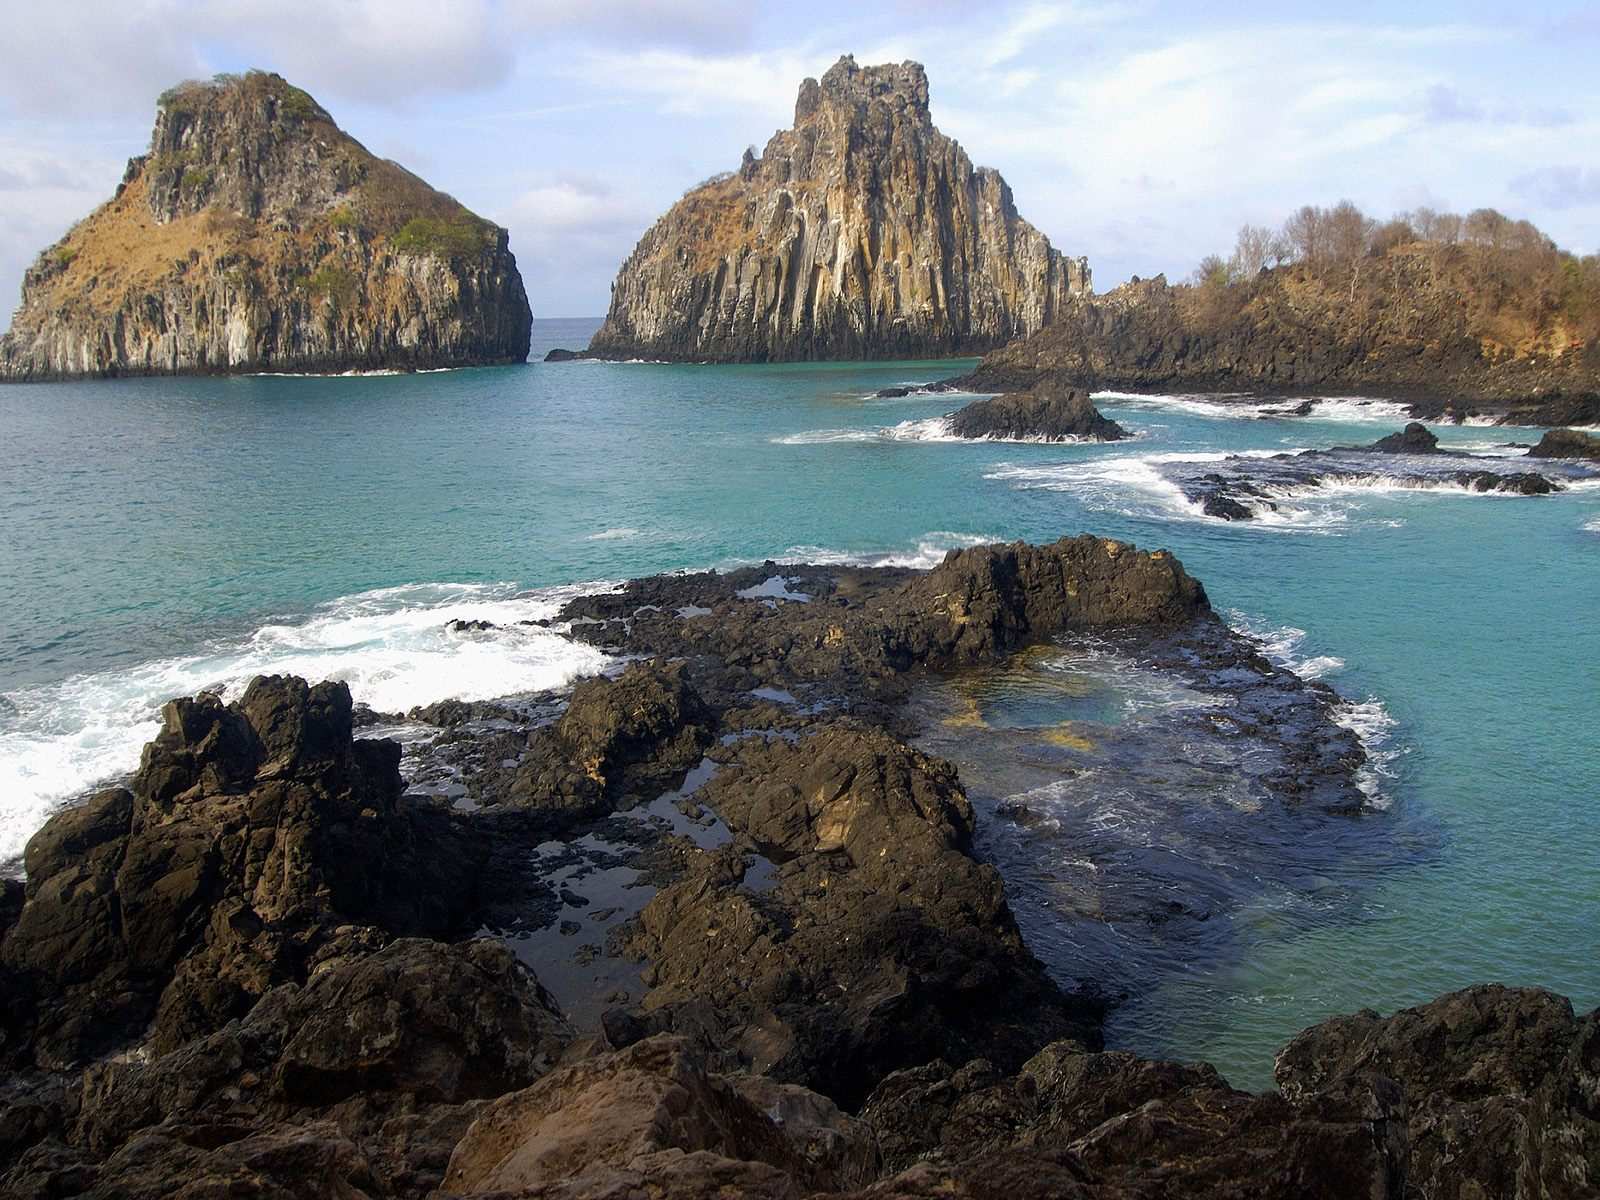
[586, 56, 1088, 363]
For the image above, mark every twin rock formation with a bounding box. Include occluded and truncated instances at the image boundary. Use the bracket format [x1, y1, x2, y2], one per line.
[2, 57, 1085, 379]
[586, 56, 1088, 363]
[0, 71, 531, 380]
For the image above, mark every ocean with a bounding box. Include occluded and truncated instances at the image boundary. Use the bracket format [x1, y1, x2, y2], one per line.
[2, 316, 1595, 1089]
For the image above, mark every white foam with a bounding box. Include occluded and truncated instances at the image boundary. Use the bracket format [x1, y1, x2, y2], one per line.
[776, 531, 1000, 571]
[774, 416, 1114, 446]
[0, 581, 615, 868]
[1331, 697, 1402, 808]
[585, 527, 642, 541]
[1585, 515, 1600, 532]
[1227, 612, 1345, 680]
[1092, 392, 1414, 424]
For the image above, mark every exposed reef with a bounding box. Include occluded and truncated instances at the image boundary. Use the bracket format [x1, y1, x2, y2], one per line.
[582, 56, 1088, 363]
[0, 71, 530, 381]
[945, 379, 1127, 442]
[1167, 429, 1589, 521]
[1, 538, 1594, 1197]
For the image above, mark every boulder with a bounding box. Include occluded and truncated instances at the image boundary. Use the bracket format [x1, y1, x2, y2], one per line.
[441, 1035, 876, 1195]
[945, 379, 1127, 442]
[1366, 422, 1440, 453]
[1527, 427, 1600, 461]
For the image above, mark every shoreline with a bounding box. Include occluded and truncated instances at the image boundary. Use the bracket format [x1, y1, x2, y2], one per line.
[2, 537, 1594, 1196]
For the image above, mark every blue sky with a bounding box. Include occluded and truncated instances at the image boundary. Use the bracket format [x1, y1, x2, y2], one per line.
[2, 1, 1597, 325]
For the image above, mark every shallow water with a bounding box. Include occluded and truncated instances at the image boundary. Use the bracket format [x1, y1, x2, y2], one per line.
[2, 316, 1597, 1089]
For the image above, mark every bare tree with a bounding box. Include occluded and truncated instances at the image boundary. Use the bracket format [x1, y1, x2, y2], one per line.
[1325, 200, 1375, 263]
[1229, 224, 1277, 279]
[1464, 208, 1511, 250]
[1282, 204, 1325, 262]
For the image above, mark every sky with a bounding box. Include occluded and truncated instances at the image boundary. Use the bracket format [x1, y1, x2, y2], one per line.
[1, 0, 1597, 325]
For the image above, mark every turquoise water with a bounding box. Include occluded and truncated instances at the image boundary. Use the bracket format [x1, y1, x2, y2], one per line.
[2, 316, 1596, 1088]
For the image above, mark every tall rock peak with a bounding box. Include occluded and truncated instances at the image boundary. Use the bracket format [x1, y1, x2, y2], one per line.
[586, 56, 1088, 363]
[1, 70, 531, 381]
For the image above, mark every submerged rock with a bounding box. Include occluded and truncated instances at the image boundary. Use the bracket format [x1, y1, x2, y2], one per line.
[585, 56, 1089, 363]
[945, 379, 1127, 442]
[1528, 426, 1600, 461]
[0, 71, 530, 381]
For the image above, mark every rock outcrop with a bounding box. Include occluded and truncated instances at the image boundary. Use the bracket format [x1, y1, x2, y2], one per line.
[954, 263, 1600, 420]
[0, 71, 531, 381]
[0, 674, 487, 1069]
[2, 540, 1593, 1198]
[1528, 427, 1600, 460]
[945, 378, 1127, 441]
[585, 56, 1088, 363]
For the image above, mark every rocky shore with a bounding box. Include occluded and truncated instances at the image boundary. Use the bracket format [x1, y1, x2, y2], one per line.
[949, 272, 1600, 424]
[2, 537, 1595, 1198]
[0, 72, 531, 381]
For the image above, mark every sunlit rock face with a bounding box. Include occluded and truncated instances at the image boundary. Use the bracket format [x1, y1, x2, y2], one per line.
[586, 55, 1089, 363]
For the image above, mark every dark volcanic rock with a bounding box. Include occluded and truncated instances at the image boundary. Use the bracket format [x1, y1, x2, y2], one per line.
[945, 378, 1127, 442]
[1365, 421, 1440, 453]
[6, 939, 570, 1200]
[1528, 427, 1600, 461]
[1277, 985, 1600, 1200]
[622, 725, 1094, 1108]
[1, 675, 485, 1068]
[442, 1035, 877, 1195]
[542, 348, 581, 362]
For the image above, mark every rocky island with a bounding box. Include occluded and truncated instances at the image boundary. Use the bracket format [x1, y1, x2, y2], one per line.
[0, 71, 531, 381]
[944, 378, 1127, 442]
[953, 205, 1600, 424]
[3, 536, 1595, 1198]
[577, 56, 1089, 363]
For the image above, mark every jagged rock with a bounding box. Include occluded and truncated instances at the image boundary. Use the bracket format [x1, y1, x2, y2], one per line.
[441, 1035, 876, 1196]
[1366, 422, 1440, 453]
[0, 675, 485, 1067]
[0, 939, 568, 1200]
[1528, 427, 1600, 460]
[481, 662, 714, 819]
[585, 56, 1088, 363]
[0, 71, 530, 381]
[553, 538, 1208, 710]
[542, 348, 580, 362]
[619, 725, 1097, 1108]
[945, 378, 1127, 442]
[1276, 984, 1600, 1200]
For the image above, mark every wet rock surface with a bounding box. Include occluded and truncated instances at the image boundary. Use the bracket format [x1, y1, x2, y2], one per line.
[1169, 432, 1586, 520]
[1528, 426, 1600, 461]
[0, 538, 1592, 1197]
[945, 378, 1128, 442]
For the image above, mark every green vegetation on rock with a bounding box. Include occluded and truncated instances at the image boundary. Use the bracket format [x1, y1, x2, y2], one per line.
[391, 214, 494, 260]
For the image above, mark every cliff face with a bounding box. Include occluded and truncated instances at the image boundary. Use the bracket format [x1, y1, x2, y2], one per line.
[586, 56, 1088, 363]
[0, 71, 531, 381]
[960, 245, 1600, 420]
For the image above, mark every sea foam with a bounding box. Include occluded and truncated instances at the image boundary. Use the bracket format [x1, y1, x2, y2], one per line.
[0, 581, 614, 870]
